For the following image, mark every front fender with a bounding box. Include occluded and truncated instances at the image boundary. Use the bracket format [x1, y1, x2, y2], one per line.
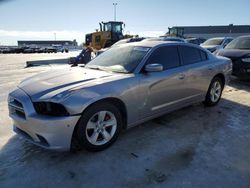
[58, 75, 139, 126]
[61, 90, 124, 115]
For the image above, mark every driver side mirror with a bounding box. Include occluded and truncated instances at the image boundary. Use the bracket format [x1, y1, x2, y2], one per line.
[145, 64, 163, 72]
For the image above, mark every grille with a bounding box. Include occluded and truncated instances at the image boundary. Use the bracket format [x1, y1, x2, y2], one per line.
[8, 97, 26, 119]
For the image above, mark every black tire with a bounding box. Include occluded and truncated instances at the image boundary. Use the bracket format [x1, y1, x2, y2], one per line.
[74, 102, 123, 152]
[204, 77, 224, 106]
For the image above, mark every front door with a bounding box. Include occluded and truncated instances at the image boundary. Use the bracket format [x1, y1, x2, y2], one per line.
[138, 46, 187, 118]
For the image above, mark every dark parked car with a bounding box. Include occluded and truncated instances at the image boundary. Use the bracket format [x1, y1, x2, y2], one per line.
[23, 48, 32, 53]
[35, 47, 46, 53]
[0, 47, 7, 53]
[46, 47, 57, 53]
[23, 47, 40, 53]
[11, 47, 22, 53]
[2, 47, 16, 54]
[214, 35, 250, 78]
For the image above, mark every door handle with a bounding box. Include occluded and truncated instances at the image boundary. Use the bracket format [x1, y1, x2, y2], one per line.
[179, 74, 185, 80]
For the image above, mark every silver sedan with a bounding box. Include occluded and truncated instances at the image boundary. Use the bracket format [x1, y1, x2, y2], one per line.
[8, 41, 232, 151]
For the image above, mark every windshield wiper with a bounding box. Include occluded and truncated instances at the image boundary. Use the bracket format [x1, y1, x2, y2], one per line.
[110, 70, 129, 74]
[86, 65, 129, 74]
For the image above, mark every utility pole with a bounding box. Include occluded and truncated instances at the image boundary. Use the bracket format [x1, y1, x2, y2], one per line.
[54, 33, 56, 41]
[113, 3, 117, 21]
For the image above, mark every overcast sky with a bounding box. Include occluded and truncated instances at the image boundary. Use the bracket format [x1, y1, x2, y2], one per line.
[0, 0, 250, 45]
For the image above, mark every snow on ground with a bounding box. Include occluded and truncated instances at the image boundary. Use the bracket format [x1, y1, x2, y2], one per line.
[0, 53, 250, 188]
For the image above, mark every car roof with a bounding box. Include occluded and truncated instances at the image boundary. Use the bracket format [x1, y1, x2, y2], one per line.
[127, 40, 215, 58]
[124, 40, 175, 48]
[160, 36, 183, 39]
[122, 40, 204, 49]
[144, 37, 185, 41]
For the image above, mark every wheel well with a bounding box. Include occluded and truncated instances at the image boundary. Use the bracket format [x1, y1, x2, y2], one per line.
[214, 73, 225, 88]
[92, 98, 127, 129]
[80, 98, 127, 129]
[70, 97, 128, 151]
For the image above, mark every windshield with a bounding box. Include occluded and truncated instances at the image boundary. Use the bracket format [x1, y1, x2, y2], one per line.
[103, 23, 122, 33]
[203, 38, 224, 45]
[225, 37, 250, 49]
[112, 23, 123, 33]
[86, 45, 150, 73]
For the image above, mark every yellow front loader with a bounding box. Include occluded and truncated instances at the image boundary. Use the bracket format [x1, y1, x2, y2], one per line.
[85, 21, 125, 50]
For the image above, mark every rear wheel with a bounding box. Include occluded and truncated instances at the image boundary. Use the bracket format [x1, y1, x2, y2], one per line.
[204, 77, 223, 106]
[75, 102, 123, 151]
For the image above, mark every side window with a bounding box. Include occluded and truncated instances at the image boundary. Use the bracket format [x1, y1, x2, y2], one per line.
[179, 46, 203, 65]
[147, 46, 180, 70]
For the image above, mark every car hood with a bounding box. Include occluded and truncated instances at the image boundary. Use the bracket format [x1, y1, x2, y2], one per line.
[217, 49, 250, 59]
[18, 67, 128, 101]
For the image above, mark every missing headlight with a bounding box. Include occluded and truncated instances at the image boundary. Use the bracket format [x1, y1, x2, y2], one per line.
[33, 102, 69, 116]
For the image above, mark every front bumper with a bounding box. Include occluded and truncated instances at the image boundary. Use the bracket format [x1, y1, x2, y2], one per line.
[8, 88, 81, 151]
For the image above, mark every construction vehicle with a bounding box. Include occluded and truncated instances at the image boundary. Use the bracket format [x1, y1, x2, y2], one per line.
[167, 27, 185, 38]
[85, 21, 126, 50]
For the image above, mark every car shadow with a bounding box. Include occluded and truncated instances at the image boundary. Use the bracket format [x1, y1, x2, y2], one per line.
[228, 77, 250, 92]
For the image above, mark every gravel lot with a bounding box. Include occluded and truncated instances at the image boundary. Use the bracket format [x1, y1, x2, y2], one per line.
[0, 53, 250, 188]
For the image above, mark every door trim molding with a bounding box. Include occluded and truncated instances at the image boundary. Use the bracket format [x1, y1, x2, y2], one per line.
[152, 93, 202, 111]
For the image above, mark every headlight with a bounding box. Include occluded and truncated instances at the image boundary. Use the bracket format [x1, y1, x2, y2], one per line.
[242, 57, 250, 63]
[8, 95, 14, 103]
[33, 102, 69, 116]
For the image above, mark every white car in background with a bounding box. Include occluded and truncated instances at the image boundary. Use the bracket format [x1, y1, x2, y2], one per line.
[200, 37, 233, 53]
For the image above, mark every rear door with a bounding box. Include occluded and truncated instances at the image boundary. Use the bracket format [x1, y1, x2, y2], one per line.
[178, 45, 212, 99]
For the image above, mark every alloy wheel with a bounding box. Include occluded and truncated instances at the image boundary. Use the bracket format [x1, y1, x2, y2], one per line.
[85, 111, 117, 146]
[210, 81, 222, 103]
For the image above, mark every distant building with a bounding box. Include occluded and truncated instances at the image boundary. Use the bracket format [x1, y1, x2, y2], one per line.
[17, 40, 78, 47]
[168, 24, 250, 39]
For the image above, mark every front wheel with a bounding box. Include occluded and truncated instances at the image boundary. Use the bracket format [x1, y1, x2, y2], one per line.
[204, 77, 224, 106]
[75, 102, 123, 151]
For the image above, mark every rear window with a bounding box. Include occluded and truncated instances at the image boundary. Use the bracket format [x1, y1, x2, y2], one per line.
[200, 50, 207, 61]
[179, 46, 207, 65]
